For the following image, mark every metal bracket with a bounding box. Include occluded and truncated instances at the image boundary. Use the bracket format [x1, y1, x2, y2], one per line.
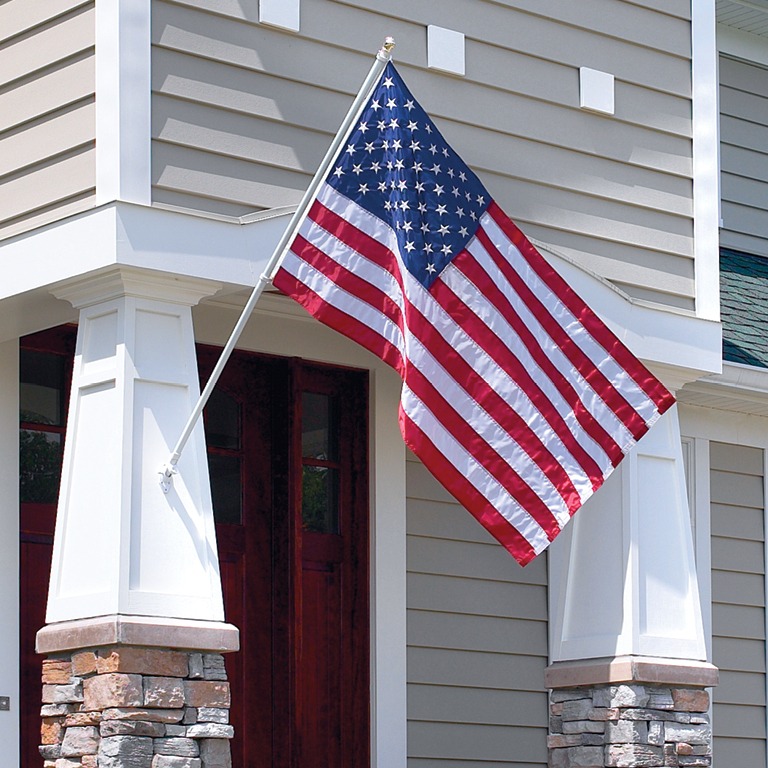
[159, 464, 176, 494]
[0, 696, 10, 711]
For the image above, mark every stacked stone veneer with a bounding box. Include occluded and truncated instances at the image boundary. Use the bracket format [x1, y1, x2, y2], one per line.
[39, 647, 232, 768]
[549, 684, 711, 768]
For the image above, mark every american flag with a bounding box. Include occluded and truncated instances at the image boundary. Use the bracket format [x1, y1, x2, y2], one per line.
[273, 62, 675, 565]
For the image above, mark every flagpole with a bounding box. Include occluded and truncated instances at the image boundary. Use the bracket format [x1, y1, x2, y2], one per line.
[160, 37, 396, 491]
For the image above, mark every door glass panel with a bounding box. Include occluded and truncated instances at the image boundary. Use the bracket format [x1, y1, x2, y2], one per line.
[302, 465, 339, 534]
[302, 392, 337, 461]
[19, 430, 63, 504]
[20, 350, 65, 426]
[206, 389, 241, 450]
[208, 453, 242, 525]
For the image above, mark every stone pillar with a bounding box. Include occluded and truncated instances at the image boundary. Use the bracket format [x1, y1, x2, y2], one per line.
[547, 406, 718, 767]
[546, 658, 717, 768]
[37, 268, 239, 767]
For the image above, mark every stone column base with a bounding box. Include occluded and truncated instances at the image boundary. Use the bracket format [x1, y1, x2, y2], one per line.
[38, 645, 234, 768]
[546, 657, 718, 768]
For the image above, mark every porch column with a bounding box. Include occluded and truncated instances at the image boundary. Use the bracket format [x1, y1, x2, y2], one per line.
[547, 405, 717, 768]
[36, 267, 238, 768]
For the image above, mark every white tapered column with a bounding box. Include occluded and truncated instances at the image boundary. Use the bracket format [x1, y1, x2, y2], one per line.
[42, 268, 230, 629]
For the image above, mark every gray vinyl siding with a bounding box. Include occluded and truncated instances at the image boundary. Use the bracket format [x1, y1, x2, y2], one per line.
[719, 56, 768, 259]
[0, 0, 96, 241]
[151, 0, 695, 310]
[406, 453, 548, 767]
[710, 442, 767, 768]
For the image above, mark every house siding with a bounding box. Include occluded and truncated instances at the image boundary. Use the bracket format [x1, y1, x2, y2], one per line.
[719, 55, 768, 259]
[151, 0, 695, 310]
[710, 441, 767, 768]
[406, 453, 548, 767]
[0, 0, 96, 241]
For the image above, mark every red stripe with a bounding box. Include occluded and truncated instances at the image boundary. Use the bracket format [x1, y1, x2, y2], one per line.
[399, 407, 539, 565]
[272, 266, 404, 373]
[487, 202, 675, 413]
[474, 220, 650, 437]
[432, 252, 614, 484]
[404, 363, 562, 540]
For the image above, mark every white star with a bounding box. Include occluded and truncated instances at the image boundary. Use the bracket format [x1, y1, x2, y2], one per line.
[410, 140, 421, 152]
[441, 244, 452, 256]
[431, 164, 441, 174]
[434, 184, 444, 196]
[465, 191, 472, 201]
[392, 139, 402, 150]
[358, 183, 369, 194]
[405, 99, 415, 110]
[413, 162, 423, 173]
[459, 226, 468, 237]
[389, 118, 399, 129]
[415, 181, 425, 193]
[459, 171, 467, 182]
[456, 207, 465, 218]
[407, 121, 418, 131]
[403, 220, 413, 232]
[400, 200, 410, 211]
[370, 99, 381, 112]
[387, 99, 397, 110]
[370, 161, 381, 173]
[436, 205, 447, 216]
[438, 223, 449, 234]
[333, 167, 344, 178]
[425, 124, 432, 134]
[397, 179, 407, 190]
[384, 200, 392, 210]
[424, 242, 433, 253]
[426, 263, 437, 274]
[386, 160, 394, 170]
[429, 144, 438, 155]
[378, 181, 387, 192]
[477, 195, 485, 206]
[452, 187, 460, 197]
[378, 120, 387, 131]
[417, 202, 427, 214]
[421, 221, 430, 233]
[345, 143, 356, 155]
[365, 142, 376, 154]
[404, 240, 415, 252]
[383, 77, 394, 88]
[442, 148, 449, 157]
[358, 121, 368, 134]
[352, 164, 363, 175]
[395, 159, 405, 170]
[470, 211, 477, 220]
[447, 168, 455, 178]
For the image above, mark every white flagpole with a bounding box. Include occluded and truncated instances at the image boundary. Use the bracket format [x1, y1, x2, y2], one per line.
[160, 37, 396, 491]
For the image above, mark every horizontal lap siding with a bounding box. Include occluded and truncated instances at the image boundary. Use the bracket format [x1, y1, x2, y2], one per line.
[151, 0, 694, 309]
[0, 1, 96, 241]
[406, 454, 548, 766]
[719, 56, 768, 258]
[710, 441, 767, 768]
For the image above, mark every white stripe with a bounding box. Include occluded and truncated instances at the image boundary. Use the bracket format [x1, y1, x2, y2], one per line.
[481, 212, 660, 422]
[406, 333, 572, 526]
[400, 383, 552, 554]
[464, 232, 636, 457]
[281, 250, 406, 360]
[441, 255, 615, 479]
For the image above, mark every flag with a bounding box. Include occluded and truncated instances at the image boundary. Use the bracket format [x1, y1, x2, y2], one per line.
[272, 62, 675, 565]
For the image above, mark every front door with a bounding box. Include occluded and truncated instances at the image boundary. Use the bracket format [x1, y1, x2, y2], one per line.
[199, 348, 370, 767]
[20, 335, 370, 768]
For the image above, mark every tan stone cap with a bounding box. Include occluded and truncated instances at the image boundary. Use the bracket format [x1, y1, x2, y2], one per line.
[36, 615, 240, 655]
[545, 655, 719, 689]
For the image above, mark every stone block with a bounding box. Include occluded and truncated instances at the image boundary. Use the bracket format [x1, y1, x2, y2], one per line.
[594, 685, 650, 709]
[202, 655, 227, 682]
[84, 674, 143, 711]
[550, 701, 564, 716]
[64, 712, 102, 727]
[151, 758, 201, 768]
[550, 745, 604, 767]
[165, 725, 187, 736]
[101, 720, 166, 738]
[187, 655, 204, 680]
[41, 718, 65, 745]
[562, 720, 605, 734]
[622, 707, 675, 721]
[54, 760, 82, 768]
[648, 689, 675, 710]
[183, 708, 197, 725]
[185, 724, 234, 740]
[43, 660, 74, 685]
[548, 734, 583, 748]
[562, 698, 596, 721]
[72, 653, 98, 677]
[98, 735, 154, 768]
[144, 678, 185, 709]
[182, 682, 230, 709]
[39, 744, 62, 760]
[550, 715, 563, 734]
[588, 707, 620, 721]
[43, 684, 84, 705]
[605, 743, 664, 767]
[42, 704, 75, 717]
[199, 739, 232, 768]
[664, 723, 711, 746]
[672, 689, 709, 713]
[97, 649, 190, 679]
[580, 733, 604, 746]
[61, 726, 100, 757]
[102, 708, 184, 724]
[81, 757, 97, 768]
[197, 708, 229, 724]
[647, 720, 664, 746]
[677, 758, 711, 767]
[551, 690, 592, 703]
[605, 719, 647, 744]
[153, 737, 199, 757]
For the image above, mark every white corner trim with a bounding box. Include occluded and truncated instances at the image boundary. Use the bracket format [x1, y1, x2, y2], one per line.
[692, 0, 721, 321]
[95, 0, 151, 205]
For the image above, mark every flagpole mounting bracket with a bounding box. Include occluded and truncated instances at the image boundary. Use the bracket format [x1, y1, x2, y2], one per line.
[159, 461, 178, 494]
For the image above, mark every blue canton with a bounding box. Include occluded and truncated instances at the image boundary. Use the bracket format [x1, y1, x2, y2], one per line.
[326, 62, 490, 290]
